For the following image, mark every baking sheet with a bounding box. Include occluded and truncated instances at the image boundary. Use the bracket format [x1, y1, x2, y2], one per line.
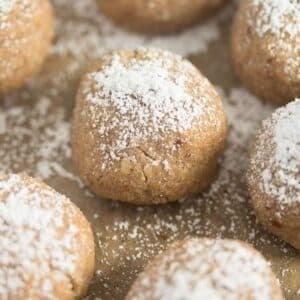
[0, 1, 299, 299]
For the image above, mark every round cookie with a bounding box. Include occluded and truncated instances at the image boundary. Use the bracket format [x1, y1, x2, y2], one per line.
[126, 238, 283, 300]
[0, 0, 54, 95]
[72, 48, 228, 205]
[231, 0, 300, 105]
[0, 174, 95, 299]
[247, 99, 300, 249]
[97, 0, 228, 34]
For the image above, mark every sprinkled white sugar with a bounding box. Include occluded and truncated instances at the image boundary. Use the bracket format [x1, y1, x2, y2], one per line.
[97, 88, 297, 299]
[131, 239, 273, 300]
[0, 0, 32, 23]
[84, 49, 216, 169]
[274, 100, 300, 182]
[50, 0, 228, 78]
[254, 99, 300, 205]
[0, 174, 79, 298]
[0, 0, 296, 296]
[0, 97, 74, 181]
[0, 0, 41, 78]
[88, 52, 202, 133]
[251, 0, 300, 38]
[0, 0, 15, 30]
[0, 0, 14, 17]
[0, 0, 227, 181]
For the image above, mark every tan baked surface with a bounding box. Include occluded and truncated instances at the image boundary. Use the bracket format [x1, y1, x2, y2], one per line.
[97, 0, 228, 34]
[231, 0, 300, 105]
[0, 174, 95, 300]
[0, 0, 53, 95]
[72, 48, 227, 204]
[247, 100, 300, 250]
[0, 1, 299, 299]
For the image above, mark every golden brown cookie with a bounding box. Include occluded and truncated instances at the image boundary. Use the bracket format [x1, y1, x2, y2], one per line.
[72, 48, 228, 205]
[0, 174, 95, 299]
[97, 0, 228, 34]
[231, 0, 300, 105]
[247, 99, 300, 249]
[0, 0, 54, 95]
[126, 238, 283, 300]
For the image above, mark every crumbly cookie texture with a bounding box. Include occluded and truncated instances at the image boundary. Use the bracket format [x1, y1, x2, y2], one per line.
[0, 174, 95, 299]
[248, 99, 300, 249]
[126, 238, 283, 300]
[0, 0, 53, 95]
[97, 0, 228, 34]
[72, 48, 228, 205]
[231, 0, 300, 105]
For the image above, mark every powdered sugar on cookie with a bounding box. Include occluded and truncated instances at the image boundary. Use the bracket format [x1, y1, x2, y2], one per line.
[83, 48, 218, 170]
[251, 0, 300, 38]
[0, 0, 14, 15]
[0, 0, 31, 21]
[0, 0, 15, 29]
[253, 99, 300, 205]
[131, 239, 274, 300]
[0, 174, 79, 298]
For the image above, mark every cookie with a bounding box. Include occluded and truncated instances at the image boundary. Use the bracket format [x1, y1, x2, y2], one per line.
[0, 0, 53, 95]
[0, 174, 95, 299]
[247, 99, 300, 249]
[72, 48, 228, 205]
[97, 0, 228, 34]
[231, 0, 300, 105]
[126, 238, 283, 300]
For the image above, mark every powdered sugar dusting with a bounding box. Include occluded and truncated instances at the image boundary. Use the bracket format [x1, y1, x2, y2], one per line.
[274, 100, 300, 178]
[251, 0, 300, 38]
[253, 99, 300, 205]
[0, 0, 15, 29]
[0, 0, 49, 87]
[0, 174, 79, 298]
[0, 0, 228, 181]
[0, 0, 298, 298]
[95, 88, 297, 299]
[0, 0, 14, 17]
[83, 48, 219, 170]
[0, 96, 73, 181]
[129, 239, 274, 300]
[50, 0, 229, 78]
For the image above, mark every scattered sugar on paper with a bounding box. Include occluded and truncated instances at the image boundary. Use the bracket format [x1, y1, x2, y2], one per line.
[0, 96, 73, 180]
